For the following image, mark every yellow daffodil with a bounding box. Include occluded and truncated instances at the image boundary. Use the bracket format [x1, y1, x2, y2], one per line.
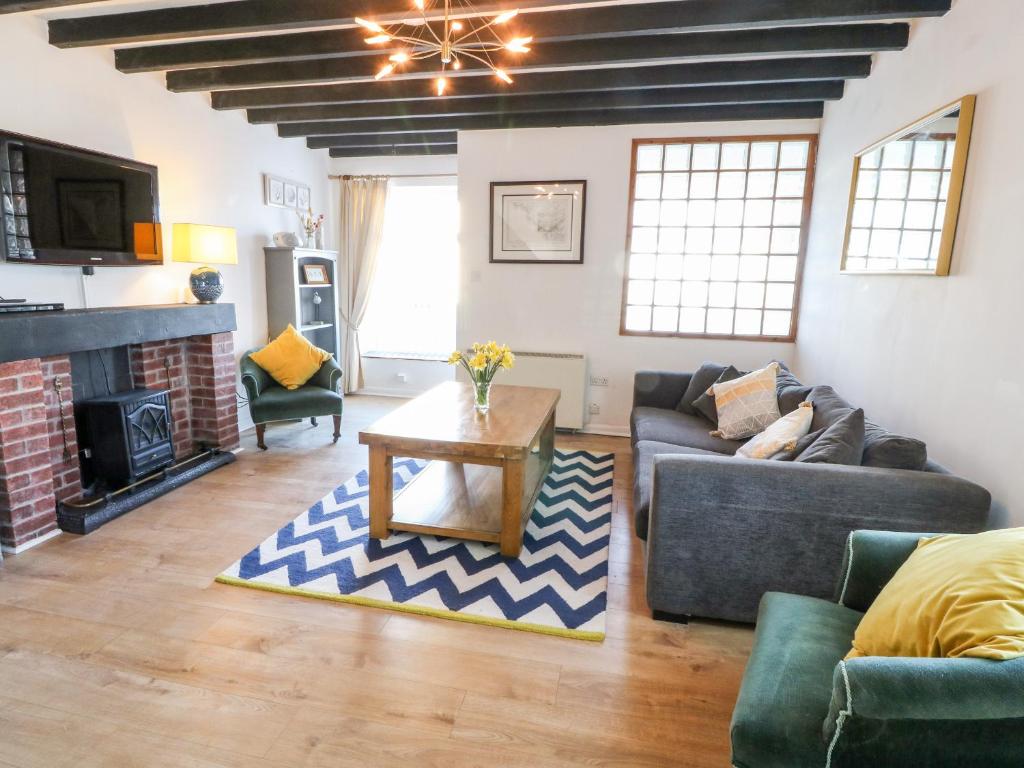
[447, 350, 463, 365]
[469, 352, 488, 371]
[500, 349, 515, 369]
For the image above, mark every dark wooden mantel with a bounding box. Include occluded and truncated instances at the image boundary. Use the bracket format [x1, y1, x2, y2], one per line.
[0, 303, 237, 363]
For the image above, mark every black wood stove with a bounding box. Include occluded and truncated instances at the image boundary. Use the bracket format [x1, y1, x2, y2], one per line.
[79, 388, 175, 487]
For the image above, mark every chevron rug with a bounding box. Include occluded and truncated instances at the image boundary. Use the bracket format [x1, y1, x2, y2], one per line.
[216, 450, 614, 641]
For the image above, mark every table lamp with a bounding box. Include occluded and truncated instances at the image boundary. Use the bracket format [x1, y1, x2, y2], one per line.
[172, 223, 238, 304]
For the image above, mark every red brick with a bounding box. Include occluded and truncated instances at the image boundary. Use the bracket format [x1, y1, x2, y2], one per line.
[0, 360, 40, 377]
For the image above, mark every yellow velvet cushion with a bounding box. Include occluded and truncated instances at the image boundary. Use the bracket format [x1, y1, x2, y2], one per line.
[249, 325, 332, 390]
[848, 528, 1024, 661]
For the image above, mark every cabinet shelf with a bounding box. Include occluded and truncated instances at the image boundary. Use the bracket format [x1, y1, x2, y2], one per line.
[299, 322, 334, 332]
[299, 283, 332, 288]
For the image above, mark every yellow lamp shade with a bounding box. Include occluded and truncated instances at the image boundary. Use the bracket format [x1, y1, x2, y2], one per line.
[171, 223, 238, 266]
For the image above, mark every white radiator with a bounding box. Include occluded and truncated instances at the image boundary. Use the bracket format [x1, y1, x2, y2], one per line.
[502, 351, 587, 430]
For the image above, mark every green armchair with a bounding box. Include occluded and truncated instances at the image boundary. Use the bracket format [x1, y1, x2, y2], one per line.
[731, 529, 1024, 768]
[240, 349, 344, 450]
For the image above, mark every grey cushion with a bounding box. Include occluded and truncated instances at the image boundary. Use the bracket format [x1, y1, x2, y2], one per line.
[633, 440, 720, 539]
[676, 362, 729, 415]
[632, 407, 745, 455]
[797, 408, 865, 465]
[863, 421, 928, 470]
[807, 385, 856, 432]
[769, 427, 826, 461]
[692, 365, 743, 424]
[773, 361, 813, 415]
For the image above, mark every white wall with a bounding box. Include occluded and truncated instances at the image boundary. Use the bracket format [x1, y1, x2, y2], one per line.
[0, 14, 329, 429]
[457, 119, 818, 434]
[328, 154, 458, 397]
[797, 0, 1023, 525]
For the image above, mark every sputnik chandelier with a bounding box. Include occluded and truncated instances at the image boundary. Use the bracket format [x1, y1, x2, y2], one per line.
[355, 0, 532, 96]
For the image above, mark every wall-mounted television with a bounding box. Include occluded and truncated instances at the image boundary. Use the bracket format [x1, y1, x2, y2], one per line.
[0, 131, 161, 267]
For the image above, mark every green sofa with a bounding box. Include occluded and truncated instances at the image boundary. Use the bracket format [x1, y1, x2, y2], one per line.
[731, 529, 1024, 768]
[240, 349, 344, 450]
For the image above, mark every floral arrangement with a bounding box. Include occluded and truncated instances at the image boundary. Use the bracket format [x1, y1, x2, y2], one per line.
[448, 341, 515, 413]
[297, 209, 325, 240]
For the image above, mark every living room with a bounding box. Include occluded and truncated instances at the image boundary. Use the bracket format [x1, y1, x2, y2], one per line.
[1, 0, 1022, 766]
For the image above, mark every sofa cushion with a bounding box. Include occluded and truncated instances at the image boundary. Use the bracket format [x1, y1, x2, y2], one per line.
[250, 384, 344, 424]
[730, 592, 863, 768]
[807, 385, 856, 432]
[774, 361, 813, 415]
[676, 362, 730, 415]
[632, 407, 745, 455]
[797, 408, 865, 466]
[692, 365, 744, 424]
[862, 421, 928, 470]
[769, 427, 826, 461]
[737, 401, 813, 460]
[632, 440, 720, 539]
[711, 363, 782, 440]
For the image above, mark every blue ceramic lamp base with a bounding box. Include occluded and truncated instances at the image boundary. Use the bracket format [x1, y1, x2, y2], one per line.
[189, 266, 225, 304]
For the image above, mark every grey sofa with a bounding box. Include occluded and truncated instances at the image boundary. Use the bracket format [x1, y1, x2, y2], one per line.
[631, 368, 991, 624]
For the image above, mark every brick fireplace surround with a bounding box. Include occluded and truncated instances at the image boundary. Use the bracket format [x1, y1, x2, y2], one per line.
[0, 306, 240, 553]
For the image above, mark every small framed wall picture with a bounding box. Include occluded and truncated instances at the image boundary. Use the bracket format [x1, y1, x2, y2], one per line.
[296, 185, 311, 211]
[283, 182, 298, 208]
[264, 174, 285, 207]
[490, 180, 586, 264]
[302, 264, 330, 285]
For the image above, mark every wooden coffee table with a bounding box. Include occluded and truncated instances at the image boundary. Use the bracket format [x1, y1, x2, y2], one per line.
[358, 382, 559, 557]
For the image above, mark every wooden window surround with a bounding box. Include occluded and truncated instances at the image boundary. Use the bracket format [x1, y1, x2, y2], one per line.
[620, 134, 818, 342]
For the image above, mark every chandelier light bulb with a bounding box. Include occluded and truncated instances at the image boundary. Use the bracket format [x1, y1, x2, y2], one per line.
[358, 1, 528, 95]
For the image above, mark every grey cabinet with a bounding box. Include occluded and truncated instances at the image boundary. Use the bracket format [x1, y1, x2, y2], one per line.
[263, 247, 340, 360]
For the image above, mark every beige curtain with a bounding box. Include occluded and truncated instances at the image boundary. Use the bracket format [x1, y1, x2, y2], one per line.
[338, 175, 389, 394]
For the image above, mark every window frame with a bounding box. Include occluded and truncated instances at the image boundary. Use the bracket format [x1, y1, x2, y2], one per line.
[618, 134, 819, 343]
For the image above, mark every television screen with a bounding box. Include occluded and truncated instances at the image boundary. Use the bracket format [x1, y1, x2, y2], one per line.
[0, 132, 162, 267]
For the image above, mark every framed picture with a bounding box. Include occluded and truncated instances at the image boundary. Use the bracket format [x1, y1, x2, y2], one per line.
[296, 185, 310, 211]
[490, 180, 586, 264]
[302, 264, 330, 285]
[264, 174, 285, 207]
[283, 182, 297, 208]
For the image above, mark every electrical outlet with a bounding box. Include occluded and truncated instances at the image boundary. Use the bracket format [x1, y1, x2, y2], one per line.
[590, 375, 609, 387]
[397, 373, 408, 383]
[589, 402, 601, 415]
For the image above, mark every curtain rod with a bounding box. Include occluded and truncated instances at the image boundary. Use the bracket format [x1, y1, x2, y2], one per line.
[329, 173, 457, 180]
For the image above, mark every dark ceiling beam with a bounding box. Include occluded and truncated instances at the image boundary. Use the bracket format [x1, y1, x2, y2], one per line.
[212, 56, 871, 110]
[113, 0, 948, 73]
[312, 130, 457, 147]
[250, 80, 844, 124]
[329, 144, 458, 157]
[0, 0, 109, 11]
[299, 101, 825, 143]
[167, 24, 908, 92]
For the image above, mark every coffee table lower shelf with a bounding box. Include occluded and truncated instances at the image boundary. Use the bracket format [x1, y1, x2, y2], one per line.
[389, 461, 506, 543]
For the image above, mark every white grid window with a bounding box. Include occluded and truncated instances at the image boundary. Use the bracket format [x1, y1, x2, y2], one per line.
[844, 136, 955, 272]
[621, 136, 817, 340]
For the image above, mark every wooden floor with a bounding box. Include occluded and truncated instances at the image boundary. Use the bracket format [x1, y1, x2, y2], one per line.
[0, 395, 753, 767]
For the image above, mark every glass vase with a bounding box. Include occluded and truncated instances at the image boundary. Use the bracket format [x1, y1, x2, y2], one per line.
[474, 380, 491, 414]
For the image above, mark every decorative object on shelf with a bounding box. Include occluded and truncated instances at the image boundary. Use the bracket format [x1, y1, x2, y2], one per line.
[490, 180, 586, 263]
[312, 290, 323, 324]
[297, 209, 325, 248]
[263, 173, 311, 211]
[172, 223, 238, 304]
[273, 231, 301, 247]
[355, 0, 531, 96]
[841, 95, 976, 276]
[447, 341, 515, 414]
[302, 264, 330, 285]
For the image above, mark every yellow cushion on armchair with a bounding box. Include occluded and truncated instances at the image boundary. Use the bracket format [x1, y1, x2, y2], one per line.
[249, 325, 332, 390]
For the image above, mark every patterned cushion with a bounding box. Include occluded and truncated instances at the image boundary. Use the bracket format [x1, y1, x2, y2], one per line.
[769, 427, 825, 461]
[736, 401, 813, 460]
[710, 363, 782, 441]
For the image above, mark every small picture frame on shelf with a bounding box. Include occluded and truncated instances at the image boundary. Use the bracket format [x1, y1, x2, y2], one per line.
[302, 264, 330, 285]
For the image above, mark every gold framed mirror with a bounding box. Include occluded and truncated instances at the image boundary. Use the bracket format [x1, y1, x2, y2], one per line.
[840, 95, 976, 276]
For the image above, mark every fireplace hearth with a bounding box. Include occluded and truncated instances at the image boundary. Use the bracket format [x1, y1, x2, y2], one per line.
[0, 304, 240, 552]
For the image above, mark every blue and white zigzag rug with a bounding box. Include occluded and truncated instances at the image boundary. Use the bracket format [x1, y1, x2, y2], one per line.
[217, 450, 614, 641]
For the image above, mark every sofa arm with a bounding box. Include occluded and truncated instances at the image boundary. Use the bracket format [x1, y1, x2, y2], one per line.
[308, 356, 343, 392]
[239, 350, 273, 400]
[822, 656, 1024, 766]
[632, 371, 691, 411]
[645, 455, 991, 622]
[835, 529, 931, 611]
